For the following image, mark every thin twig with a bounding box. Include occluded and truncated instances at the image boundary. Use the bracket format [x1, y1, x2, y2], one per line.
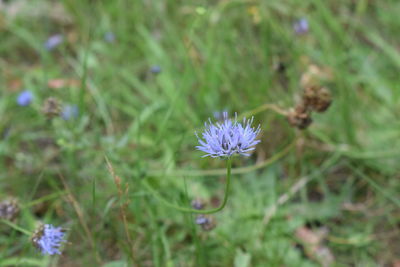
[240, 103, 288, 119]
[262, 176, 309, 225]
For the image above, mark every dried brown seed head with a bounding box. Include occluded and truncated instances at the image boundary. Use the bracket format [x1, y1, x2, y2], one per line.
[303, 86, 332, 112]
[42, 97, 62, 119]
[287, 105, 313, 130]
[300, 64, 333, 88]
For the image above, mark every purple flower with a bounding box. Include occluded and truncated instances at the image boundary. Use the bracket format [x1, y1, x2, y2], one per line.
[104, 32, 116, 43]
[17, 90, 33, 106]
[195, 215, 216, 230]
[293, 18, 309, 35]
[61, 104, 78, 120]
[213, 110, 228, 121]
[196, 112, 261, 158]
[44, 34, 64, 51]
[191, 199, 205, 210]
[0, 198, 20, 221]
[150, 65, 161, 74]
[195, 215, 209, 225]
[31, 224, 66, 255]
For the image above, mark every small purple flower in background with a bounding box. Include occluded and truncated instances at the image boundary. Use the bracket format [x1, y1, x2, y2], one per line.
[31, 224, 66, 255]
[195, 215, 216, 231]
[104, 32, 116, 43]
[195, 215, 209, 225]
[61, 104, 78, 120]
[17, 90, 33, 106]
[196, 112, 261, 158]
[0, 198, 20, 221]
[44, 34, 64, 51]
[293, 18, 309, 35]
[191, 198, 205, 210]
[150, 65, 162, 74]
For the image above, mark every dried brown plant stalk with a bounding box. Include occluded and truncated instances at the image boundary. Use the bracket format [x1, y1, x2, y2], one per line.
[58, 172, 102, 264]
[105, 156, 136, 263]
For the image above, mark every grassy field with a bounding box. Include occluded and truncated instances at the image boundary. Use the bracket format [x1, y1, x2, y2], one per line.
[0, 0, 399, 266]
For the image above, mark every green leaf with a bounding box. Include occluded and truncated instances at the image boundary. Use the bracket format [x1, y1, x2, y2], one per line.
[0, 258, 46, 267]
[234, 249, 251, 267]
[102, 260, 129, 267]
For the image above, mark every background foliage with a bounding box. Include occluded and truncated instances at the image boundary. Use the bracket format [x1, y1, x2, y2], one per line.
[0, 0, 399, 266]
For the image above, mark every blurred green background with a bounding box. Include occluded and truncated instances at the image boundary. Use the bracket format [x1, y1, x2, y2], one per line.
[0, 0, 399, 266]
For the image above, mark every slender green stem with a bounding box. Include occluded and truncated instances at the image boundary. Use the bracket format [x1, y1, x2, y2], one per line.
[218, 158, 232, 212]
[1, 220, 32, 236]
[23, 191, 66, 208]
[143, 158, 233, 214]
[239, 103, 288, 119]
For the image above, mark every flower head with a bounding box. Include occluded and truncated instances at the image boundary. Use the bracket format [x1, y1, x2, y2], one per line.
[32, 224, 66, 255]
[0, 198, 20, 221]
[42, 97, 62, 119]
[195, 214, 216, 231]
[195, 215, 209, 225]
[61, 104, 78, 120]
[150, 65, 162, 74]
[104, 32, 116, 43]
[293, 18, 309, 35]
[196, 112, 261, 158]
[17, 90, 33, 106]
[303, 86, 332, 112]
[191, 198, 206, 210]
[44, 34, 64, 51]
[287, 104, 313, 130]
